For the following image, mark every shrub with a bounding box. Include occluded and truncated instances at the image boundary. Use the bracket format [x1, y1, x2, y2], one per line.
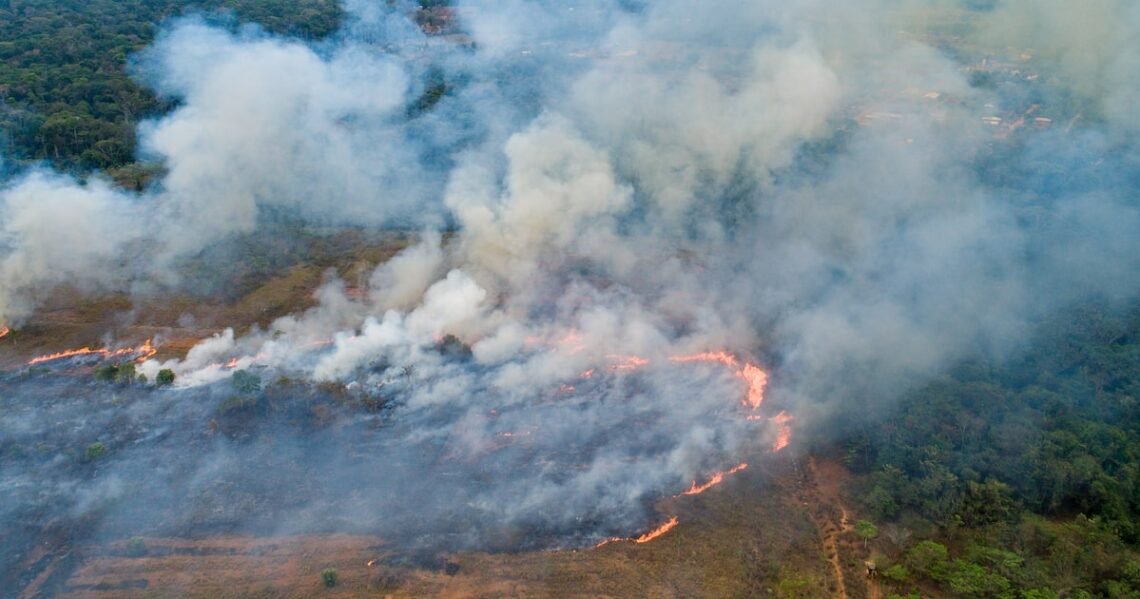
[126, 537, 147, 557]
[321, 567, 338, 587]
[85, 442, 107, 461]
[232, 370, 261, 394]
[156, 369, 176, 386]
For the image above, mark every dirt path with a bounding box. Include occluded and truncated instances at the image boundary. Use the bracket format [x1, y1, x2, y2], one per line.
[792, 458, 851, 599]
[796, 457, 881, 599]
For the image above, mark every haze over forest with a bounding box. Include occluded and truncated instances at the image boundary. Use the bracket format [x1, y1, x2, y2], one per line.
[1, 0, 1139, 597]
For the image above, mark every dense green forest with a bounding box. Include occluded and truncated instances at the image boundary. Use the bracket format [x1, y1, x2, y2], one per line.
[838, 302, 1140, 597]
[0, 0, 343, 174]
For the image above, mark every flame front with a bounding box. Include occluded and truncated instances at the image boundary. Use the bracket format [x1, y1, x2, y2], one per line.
[670, 351, 767, 411]
[0, 325, 10, 340]
[633, 516, 679, 543]
[680, 462, 748, 496]
[27, 339, 157, 366]
[607, 354, 650, 371]
[770, 411, 793, 452]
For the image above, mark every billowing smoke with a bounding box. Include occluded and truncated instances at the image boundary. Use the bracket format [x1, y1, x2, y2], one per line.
[2, 0, 1140, 560]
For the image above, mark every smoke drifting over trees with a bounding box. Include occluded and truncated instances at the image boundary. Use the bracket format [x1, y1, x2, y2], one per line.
[1, 0, 1139, 565]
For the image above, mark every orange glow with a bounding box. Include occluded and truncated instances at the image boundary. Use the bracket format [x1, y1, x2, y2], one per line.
[607, 354, 649, 371]
[670, 351, 767, 411]
[770, 411, 793, 452]
[28, 339, 156, 366]
[134, 339, 157, 362]
[679, 462, 748, 496]
[220, 351, 269, 369]
[739, 362, 768, 410]
[0, 326, 10, 340]
[669, 351, 738, 368]
[579, 368, 595, 379]
[633, 516, 679, 543]
[526, 330, 586, 354]
[593, 516, 682, 549]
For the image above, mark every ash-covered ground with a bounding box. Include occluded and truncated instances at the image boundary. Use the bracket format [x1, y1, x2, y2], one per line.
[0, 342, 773, 591]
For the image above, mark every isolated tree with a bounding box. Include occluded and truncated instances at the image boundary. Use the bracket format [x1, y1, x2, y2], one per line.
[855, 519, 879, 549]
[156, 369, 176, 386]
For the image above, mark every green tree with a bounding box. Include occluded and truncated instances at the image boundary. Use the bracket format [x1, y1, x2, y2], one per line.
[85, 441, 107, 461]
[156, 368, 176, 386]
[905, 541, 949, 581]
[321, 567, 338, 587]
[855, 520, 879, 549]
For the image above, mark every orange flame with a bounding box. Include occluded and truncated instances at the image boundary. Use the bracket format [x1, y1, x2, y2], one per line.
[669, 351, 738, 368]
[770, 411, 793, 452]
[739, 363, 768, 410]
[680, 462, 748, 496]
[0, 326, 10, 340]
[633, 516, 679, 543]
[593, 516, 682, 549]
[27, 339, 156, 366]
[670, 351, 767, 410]
[607, 354, 650, 371]
[526, 330, 586, 354]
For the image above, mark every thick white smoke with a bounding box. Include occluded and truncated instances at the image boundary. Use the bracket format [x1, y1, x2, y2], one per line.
[2, 0, 1140, 548]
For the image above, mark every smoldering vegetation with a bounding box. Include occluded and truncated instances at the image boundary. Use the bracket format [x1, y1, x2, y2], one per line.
[1, 0, 1140, 590]
[1, 346, 757, 589]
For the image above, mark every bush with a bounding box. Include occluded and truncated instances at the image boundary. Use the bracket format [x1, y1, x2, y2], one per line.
[126, 537, 147, 557]
[156, 369, 176, 386]
[85, 442, 107, 461]
[232, 370, 262, 394]
[321, 567, 338, 587]
[114, 362, 137, 385]
[94, 364, 118, 382]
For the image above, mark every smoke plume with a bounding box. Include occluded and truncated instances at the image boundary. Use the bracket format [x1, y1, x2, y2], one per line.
[2, 0, 1139, 557]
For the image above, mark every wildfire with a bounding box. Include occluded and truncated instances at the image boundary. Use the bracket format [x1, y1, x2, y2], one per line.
[669, 351, 738, 368]
[739, 363, 767, 410]
[27, 339, 157, 366]
[0, 325, 10, 340]
[526, 330, 586, 354]
[607, 354, 650, 371]
[592, 516, 682, 549]
[670, 351, 767, 411]
[770, 411, 793, 452]
[633, 516, 679, 543]
[679, 462, 748, 496]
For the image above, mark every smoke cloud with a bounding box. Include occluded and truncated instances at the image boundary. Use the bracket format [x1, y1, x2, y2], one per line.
[2, 0, 1139, 559]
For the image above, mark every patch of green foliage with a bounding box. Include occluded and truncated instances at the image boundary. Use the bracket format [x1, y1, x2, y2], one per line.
[156, 368, 176, 386]
[320, 567, 338, 588]
[85, 441, 107, 462]
[840, 302, 1140, 596]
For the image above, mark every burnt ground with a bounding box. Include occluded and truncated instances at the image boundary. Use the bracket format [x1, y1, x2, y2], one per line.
[30, 459, 833, 598]
[0, 236, 874, 598]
